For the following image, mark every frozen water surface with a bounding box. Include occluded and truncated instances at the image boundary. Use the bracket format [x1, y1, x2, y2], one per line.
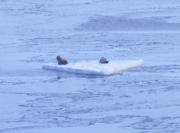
[0, 0, 180, 133]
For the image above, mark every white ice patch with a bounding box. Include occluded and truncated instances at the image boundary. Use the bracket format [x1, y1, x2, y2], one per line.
[42, 59, 143, 75]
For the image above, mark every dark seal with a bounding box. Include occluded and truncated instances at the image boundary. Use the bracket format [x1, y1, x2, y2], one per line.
[56, 56, 68, 65]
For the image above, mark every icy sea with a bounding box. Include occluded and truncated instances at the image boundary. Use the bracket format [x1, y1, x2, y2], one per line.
[0, 0, 180, 133]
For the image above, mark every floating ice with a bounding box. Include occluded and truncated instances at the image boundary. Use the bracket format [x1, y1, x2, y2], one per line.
[42, 59, 143, 75]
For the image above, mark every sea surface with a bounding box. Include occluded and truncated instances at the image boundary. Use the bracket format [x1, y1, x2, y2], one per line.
[0, 0, 180, 133]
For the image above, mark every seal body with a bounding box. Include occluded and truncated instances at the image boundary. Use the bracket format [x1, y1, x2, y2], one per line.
[56, 56, 68, 65]
[99, 57, 109, 64]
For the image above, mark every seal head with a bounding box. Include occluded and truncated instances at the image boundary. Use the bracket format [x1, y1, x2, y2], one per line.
[99, 57, 109, 64]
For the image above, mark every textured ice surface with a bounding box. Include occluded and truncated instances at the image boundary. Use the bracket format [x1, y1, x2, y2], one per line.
[1, 0, 180, 133]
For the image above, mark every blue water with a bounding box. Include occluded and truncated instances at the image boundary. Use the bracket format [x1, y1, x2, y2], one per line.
[1, 0, 180, 133]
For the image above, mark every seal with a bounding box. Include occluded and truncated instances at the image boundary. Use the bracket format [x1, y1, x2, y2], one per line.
[56, 56, 68, 65]
[99, 57, 109, 64]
